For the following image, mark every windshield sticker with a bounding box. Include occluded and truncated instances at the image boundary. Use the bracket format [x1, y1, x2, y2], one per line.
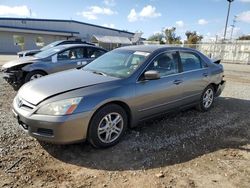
[134, 51, 150, 57]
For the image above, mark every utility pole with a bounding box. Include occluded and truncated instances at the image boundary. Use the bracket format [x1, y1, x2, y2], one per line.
[223, 0, 234, 40]
[230, 15, 237, 40]
[29, 9, 32, 17]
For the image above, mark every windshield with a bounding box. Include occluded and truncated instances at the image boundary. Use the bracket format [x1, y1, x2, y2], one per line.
[83, 50, 150, 78]
[40, 41, 62, 51]
[34, 46, 65, 59]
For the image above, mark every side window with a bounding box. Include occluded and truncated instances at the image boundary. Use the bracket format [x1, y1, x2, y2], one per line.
[179, 52, 202, 72]
[146, 52, 179, 77]
[86, 48, 105, 58]
[57, 48, 84, 60]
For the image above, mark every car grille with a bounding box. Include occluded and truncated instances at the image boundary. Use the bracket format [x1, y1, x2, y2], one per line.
[16, 96, 35, 111]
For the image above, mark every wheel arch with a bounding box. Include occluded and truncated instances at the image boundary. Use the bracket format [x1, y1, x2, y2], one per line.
[209, 83, 219, 93]
[23, 69, 48, 77]
[87, 100, 133, 138]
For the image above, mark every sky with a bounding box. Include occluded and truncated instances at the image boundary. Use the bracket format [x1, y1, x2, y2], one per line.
[0, 0, 249, 41]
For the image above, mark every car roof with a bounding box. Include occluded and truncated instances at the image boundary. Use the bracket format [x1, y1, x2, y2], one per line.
[59, 40, 95, 45]
[117, 45, 198, 53]
[56, 44, 106, 50]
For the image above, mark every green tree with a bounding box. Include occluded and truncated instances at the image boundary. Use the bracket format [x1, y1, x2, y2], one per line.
[185, 31, 203, 44]
[164, 27, 182, 44]
[238, 35, 250, 40]
[147, 33, 165, 44]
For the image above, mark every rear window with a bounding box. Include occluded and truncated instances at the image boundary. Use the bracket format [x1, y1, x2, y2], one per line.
[179, 52, 202, 72]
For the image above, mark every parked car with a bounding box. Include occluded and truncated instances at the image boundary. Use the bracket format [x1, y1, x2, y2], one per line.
[17, 40, 95, 57]
[12, 45, 225, 148]
[2, 44, 107, 89]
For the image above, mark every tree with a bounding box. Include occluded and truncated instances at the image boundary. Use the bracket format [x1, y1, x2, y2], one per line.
[185, 31, 203, 44]
[164, 27, 182, 44]
[238, 35, 250, 40]
[147, 33, 165, 44]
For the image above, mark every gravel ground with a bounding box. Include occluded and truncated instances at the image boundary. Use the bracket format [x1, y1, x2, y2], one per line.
[0, 63, 250, 188]
[0, 55, 17, 66]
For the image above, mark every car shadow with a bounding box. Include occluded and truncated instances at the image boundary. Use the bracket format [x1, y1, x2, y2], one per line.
[40, 97, 250, 171]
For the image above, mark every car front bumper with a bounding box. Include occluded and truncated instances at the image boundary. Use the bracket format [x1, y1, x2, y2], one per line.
[12, 101, 92, 144]
[3, 70, 23, 85]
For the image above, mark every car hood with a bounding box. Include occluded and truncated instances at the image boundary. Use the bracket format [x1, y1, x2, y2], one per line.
[18, 69, 120, 105]
[2, 56, 38, 69]
[17, 49, 41, 55]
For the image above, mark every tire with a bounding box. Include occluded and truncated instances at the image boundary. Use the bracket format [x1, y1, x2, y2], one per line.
[196, 85, 215, 112]
[24, 70, 46, 83]
[88, 104, 128, 148]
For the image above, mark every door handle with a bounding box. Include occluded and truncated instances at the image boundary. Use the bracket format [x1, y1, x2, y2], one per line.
[203, 73, 208, 77]
[173, 80, 183, 85]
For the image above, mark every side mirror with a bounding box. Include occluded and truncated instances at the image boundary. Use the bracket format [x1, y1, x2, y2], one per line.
[144, 70, 160, 80]
[51, 54, 58, 63]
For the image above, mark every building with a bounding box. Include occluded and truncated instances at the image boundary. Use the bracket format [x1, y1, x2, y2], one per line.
[0, 17, 142, 53]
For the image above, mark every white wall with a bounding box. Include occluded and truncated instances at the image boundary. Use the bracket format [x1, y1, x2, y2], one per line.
[0, 31, 67, 53]
[0, 19, 134, 53]
[198, 41, 250, 65]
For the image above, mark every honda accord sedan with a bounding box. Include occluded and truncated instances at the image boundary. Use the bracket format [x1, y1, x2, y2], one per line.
[12, 45, 225, 148]
[2, 44, 107, 89]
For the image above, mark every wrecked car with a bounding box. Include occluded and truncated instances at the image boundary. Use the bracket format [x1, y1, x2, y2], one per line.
[17, 40, 95, 57]
[1, 44, 107, 89]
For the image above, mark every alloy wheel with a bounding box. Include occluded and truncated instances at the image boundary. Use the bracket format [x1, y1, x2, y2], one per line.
[97, 112, 124, 144]
[30, 74, 44, 81]
[203, 88, 214, 109]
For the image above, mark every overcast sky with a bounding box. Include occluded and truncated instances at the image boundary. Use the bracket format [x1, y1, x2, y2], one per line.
[0, 0, 249, 40]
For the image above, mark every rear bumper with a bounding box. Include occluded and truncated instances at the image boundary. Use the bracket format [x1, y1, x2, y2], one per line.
[215, 80, 226, 97]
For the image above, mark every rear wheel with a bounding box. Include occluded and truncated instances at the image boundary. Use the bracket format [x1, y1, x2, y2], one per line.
[196, 85, 215, 112]
[88, 104, 128, 148]
[25, 70, 46, 83]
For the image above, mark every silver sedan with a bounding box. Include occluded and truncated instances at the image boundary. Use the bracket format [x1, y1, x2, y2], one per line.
[2, 44, 107, 89]
[12, 45, 225, 148]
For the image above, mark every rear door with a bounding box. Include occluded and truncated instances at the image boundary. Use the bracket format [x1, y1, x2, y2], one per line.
[135, 51, 184, 119]
[85, 47, 106, 63]
[178, 51, 210, 104]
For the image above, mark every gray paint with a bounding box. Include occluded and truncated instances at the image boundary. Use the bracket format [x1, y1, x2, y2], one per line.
[12, 46, 225, 144]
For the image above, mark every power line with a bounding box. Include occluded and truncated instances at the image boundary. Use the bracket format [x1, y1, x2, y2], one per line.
[230, 15, 237, 40]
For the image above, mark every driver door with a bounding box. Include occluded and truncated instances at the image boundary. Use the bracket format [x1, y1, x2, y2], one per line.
[134, 51, 184, 119]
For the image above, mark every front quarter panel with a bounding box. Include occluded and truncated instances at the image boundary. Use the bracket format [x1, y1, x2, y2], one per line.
[22, 60, 50, 74]
[38, 79, 136, 124]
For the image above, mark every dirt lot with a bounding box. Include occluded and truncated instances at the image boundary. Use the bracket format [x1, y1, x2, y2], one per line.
[0, 62, 250, 188]
[0, 55, 17, 66]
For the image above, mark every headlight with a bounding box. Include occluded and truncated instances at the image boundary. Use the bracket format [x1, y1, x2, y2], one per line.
[36, 97, 82, 116]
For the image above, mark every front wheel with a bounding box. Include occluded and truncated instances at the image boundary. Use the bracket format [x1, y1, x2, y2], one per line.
[25, 70, 46, 83]
[196, 85, 215, 112]
[88, 104, 128, 148]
